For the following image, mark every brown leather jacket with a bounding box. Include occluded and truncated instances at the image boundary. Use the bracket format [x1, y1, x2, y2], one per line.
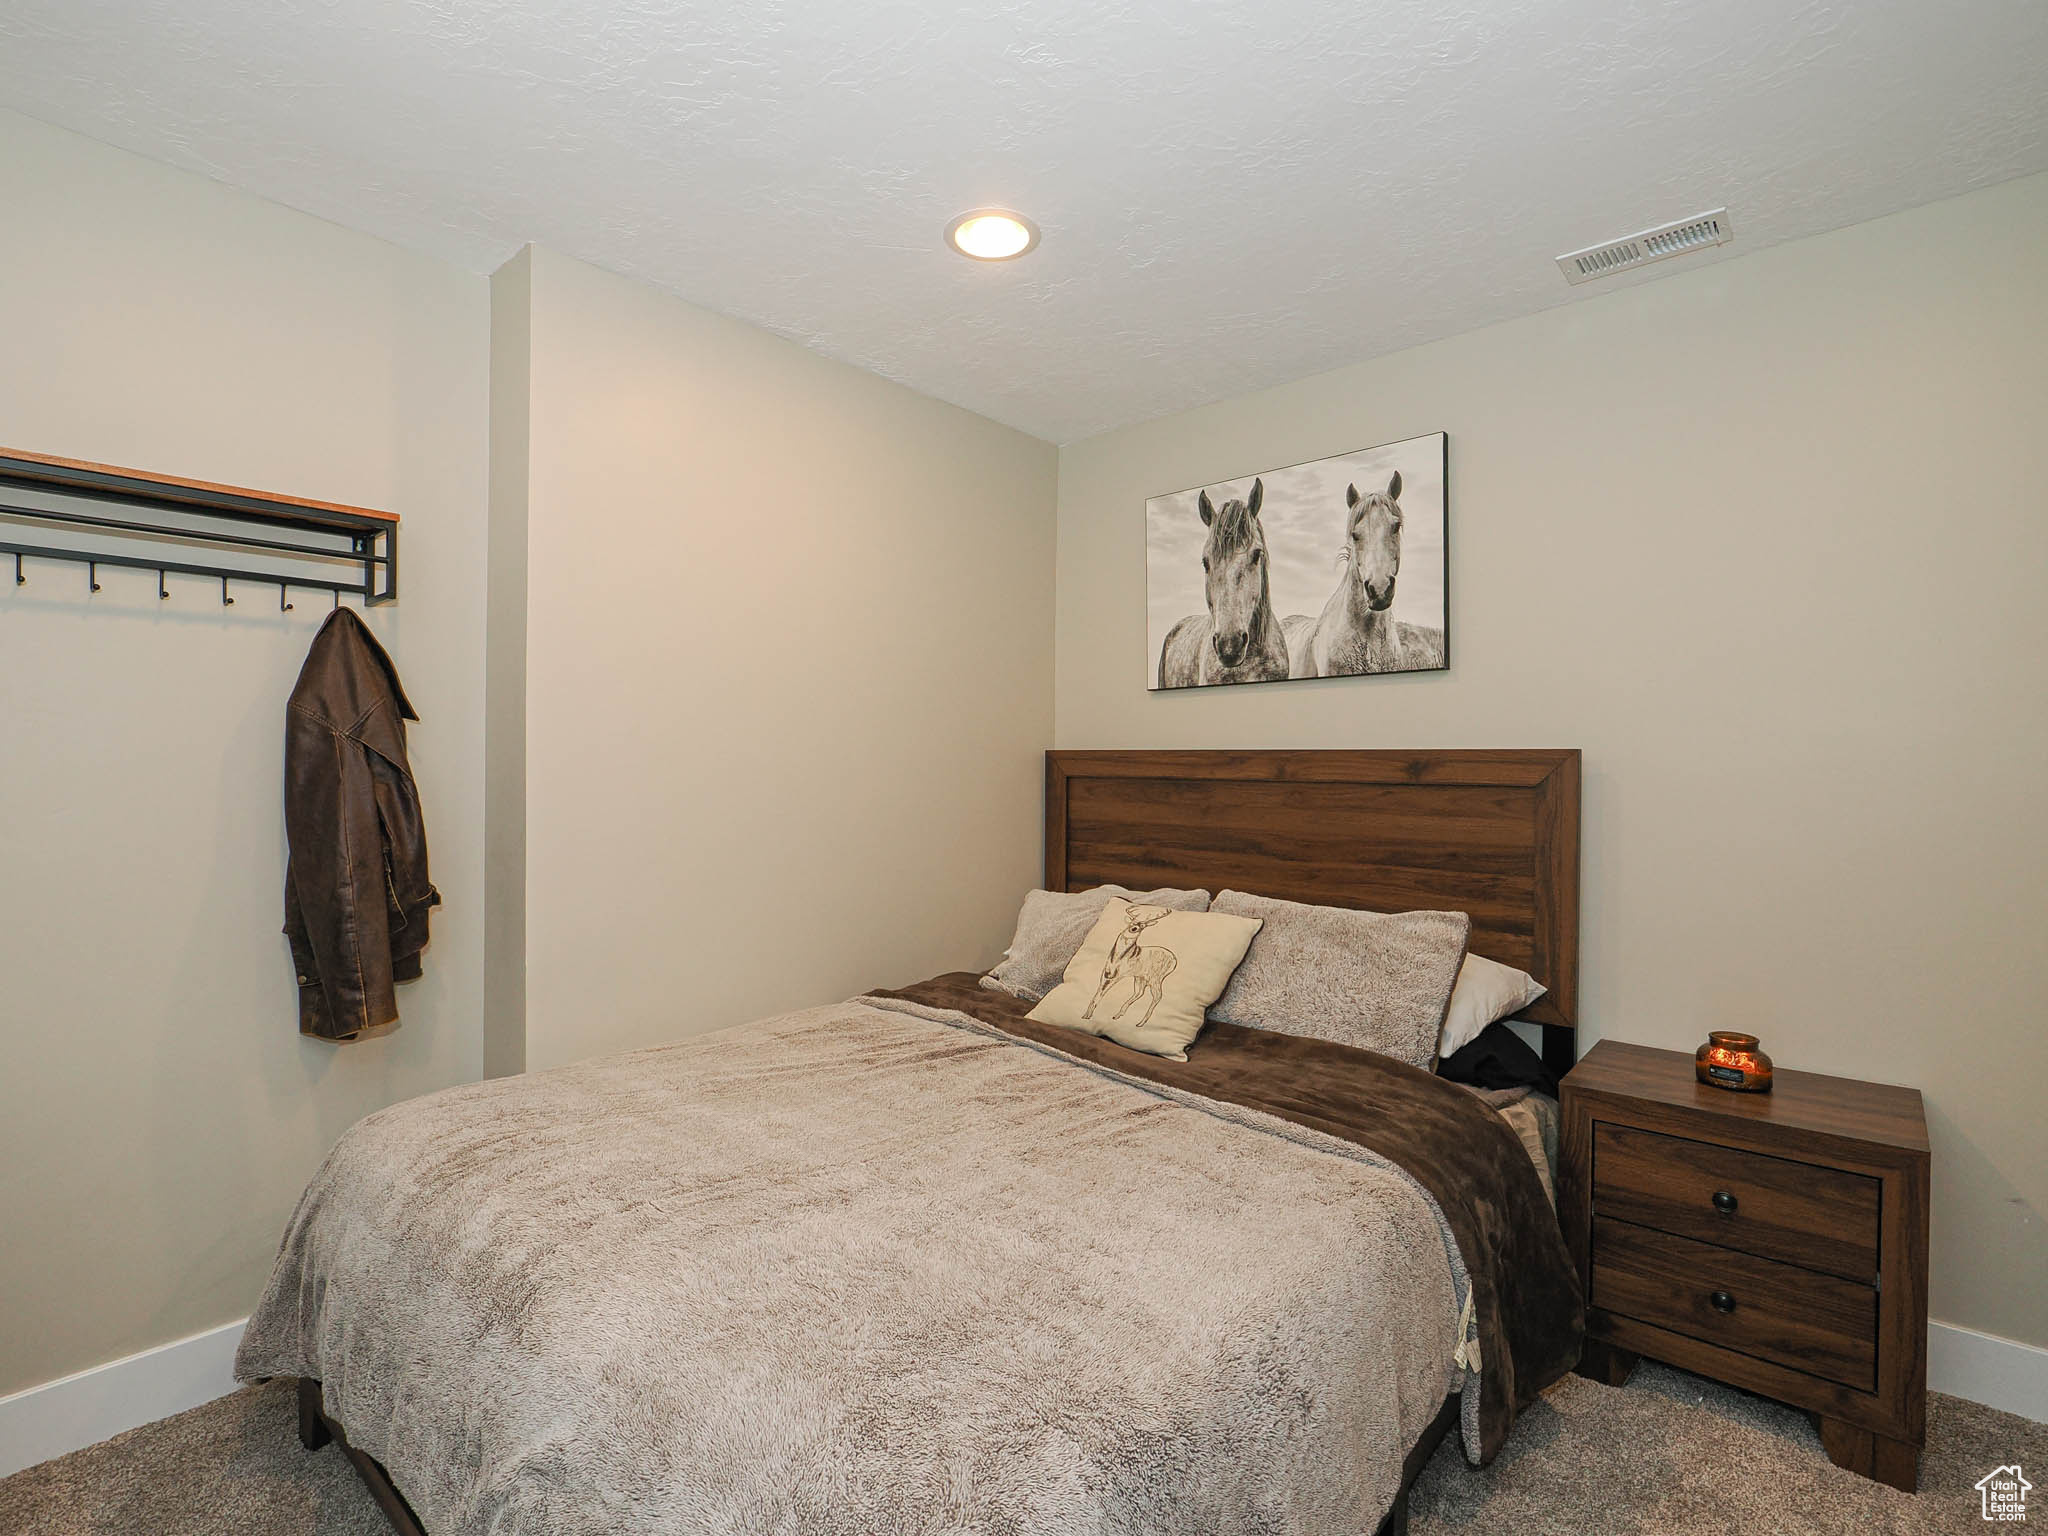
[283, 609, 439, 1040]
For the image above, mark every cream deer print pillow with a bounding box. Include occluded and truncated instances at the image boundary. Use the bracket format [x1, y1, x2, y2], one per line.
[1027, 899, 1263, 1061]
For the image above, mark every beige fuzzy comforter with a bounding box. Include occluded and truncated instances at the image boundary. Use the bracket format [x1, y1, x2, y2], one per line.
[238, 998, 1467, 1535]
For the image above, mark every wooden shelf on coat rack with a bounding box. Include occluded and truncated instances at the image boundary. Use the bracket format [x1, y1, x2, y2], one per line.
[0, 447, 399, 610]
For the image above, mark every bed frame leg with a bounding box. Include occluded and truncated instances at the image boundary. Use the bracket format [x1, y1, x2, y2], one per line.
[1576, 1339, 1639, 1387]
[297, 1377, 332, 1451]
[1375, 1487, 1410, 1536]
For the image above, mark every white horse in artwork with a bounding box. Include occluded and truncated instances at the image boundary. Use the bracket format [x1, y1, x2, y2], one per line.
[1081, 905, 1179, 1027]
[1295, 471, 1446, 677]
[1158, 479, 1313, 687]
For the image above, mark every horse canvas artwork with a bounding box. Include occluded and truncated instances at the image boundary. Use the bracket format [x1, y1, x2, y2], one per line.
[1148, 432, 1448, 690]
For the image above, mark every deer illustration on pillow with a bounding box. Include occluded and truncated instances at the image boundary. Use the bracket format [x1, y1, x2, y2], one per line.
[1082, 904, 1180, 1028]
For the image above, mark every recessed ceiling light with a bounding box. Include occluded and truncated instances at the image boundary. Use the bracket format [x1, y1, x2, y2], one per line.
[946, 209, 1039, 262]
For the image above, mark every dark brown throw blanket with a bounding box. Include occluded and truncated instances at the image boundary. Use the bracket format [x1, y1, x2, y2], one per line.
[868, 973, 1584, 1464]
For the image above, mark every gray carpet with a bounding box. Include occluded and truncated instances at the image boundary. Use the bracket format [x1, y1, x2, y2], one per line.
[2, 1362, 2038, 1534]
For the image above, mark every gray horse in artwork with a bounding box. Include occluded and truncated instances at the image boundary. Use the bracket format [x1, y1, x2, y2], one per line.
[1296, 471, 1446, 677]
[1158, 478, 1314, 687]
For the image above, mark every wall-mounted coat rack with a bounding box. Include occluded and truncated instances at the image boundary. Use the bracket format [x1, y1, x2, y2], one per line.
[0, 448, 398, 607]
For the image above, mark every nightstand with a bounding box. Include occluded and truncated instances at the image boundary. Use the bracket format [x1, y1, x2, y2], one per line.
[1560, 1040, 1930, 1492]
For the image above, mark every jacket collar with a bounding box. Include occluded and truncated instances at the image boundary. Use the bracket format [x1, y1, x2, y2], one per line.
[295, 608, 419, 724]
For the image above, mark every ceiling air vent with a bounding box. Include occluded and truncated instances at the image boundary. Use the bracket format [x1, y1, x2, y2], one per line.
[1557, 209, 1732, 285]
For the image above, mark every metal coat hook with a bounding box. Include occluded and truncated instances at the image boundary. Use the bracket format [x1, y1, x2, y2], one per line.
[13, 553, 22, 587]
[279, 583, 294, 613]
[88, 561, 101, 594]
[331, 588, 340, 611]
[158, 569, 169, 601]
[220, 576, 235, 607]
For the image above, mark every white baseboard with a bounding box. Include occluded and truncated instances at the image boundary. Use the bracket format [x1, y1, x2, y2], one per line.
[0, 1318, 247, 1480]
[1930, 1320, 2048, 1424]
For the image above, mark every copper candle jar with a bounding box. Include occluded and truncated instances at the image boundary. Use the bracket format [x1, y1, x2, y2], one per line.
[1695, 1031, 1773, 1092]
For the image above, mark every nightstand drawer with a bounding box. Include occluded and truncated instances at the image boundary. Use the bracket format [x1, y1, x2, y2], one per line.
[1590, 1216, 1876, 1391]
[1593, 1123, 1880, 1279]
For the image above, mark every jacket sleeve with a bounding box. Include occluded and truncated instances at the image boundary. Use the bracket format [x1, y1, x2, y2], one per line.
[355, 696, 439, 981]
[283, 706, 397, 1038]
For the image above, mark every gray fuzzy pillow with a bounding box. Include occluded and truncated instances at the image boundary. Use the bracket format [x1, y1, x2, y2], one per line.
[1207, 891, 1470, 1069]
[982, 885, 1212, 1002]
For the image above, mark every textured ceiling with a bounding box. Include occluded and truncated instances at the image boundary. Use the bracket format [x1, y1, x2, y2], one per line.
[3, 1, 2045, 442]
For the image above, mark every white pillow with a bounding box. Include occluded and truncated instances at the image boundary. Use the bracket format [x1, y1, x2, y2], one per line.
[1439, 953, 1548, 1058]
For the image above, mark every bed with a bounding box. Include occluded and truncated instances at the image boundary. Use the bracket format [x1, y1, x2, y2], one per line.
[243, 748, 1584, 1536]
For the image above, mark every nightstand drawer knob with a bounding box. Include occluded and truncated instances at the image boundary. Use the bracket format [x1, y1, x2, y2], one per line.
[1711, 1190, 1738, 1214]
[1710, 1290, 1737, 1314]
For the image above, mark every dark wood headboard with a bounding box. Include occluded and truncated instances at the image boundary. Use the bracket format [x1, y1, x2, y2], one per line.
[1045, 750, 1581, 1074]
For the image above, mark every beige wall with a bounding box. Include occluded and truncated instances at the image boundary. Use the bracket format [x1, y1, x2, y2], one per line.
[0, 110, 491, 1396]
[1054, 173, 2048, 1347]
[0, 129, 1056, 1394]
[510, 247, 1057, 1071]
[6, 93, 2038, 1401]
